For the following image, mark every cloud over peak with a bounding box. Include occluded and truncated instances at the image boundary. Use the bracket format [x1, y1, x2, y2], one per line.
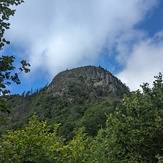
[5, 0, 162, 91]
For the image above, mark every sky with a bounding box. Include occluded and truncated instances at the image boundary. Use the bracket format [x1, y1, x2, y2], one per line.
[1, 0, 163, 94]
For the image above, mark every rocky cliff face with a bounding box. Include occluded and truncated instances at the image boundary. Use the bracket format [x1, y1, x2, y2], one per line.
[47, 66, 130, 99]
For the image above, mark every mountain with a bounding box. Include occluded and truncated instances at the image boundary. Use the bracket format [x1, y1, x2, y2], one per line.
[47, 66, 129, 99]
[1, 66, 130, 140]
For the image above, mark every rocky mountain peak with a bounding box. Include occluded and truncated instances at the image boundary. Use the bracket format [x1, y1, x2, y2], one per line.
[47, 66, 130, 99]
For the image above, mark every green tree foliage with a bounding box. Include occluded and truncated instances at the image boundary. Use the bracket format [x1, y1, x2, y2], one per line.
[0, 115, 93, 162]
[0, 0, 24, 49]
[0, 0, 30, 94]
[78, 101, 113, 137]
[93, 73, 163, 162]
[60, 128, 93, 163]
[0, 56, 30, 95]
[0, 74, 163, 162]
[0, 114, 63, 162]
[0, 0, 30, 115]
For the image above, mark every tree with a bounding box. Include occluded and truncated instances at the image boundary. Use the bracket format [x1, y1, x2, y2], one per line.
[95, 73, 163, 162]
[0, 114, 63, 162]
[0, 0, 24, 50]
[0, 0, 30, 115]
[0, 56, 30, 94]
[0, 0, 24, 48]
[78, 103, 111, 137]
[60, 127, 93, 163]
[0, 114, 94, 162]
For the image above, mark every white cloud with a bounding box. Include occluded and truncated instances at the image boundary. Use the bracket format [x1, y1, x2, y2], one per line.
[5, 0, 160, 87]
[117, 30, 163, 90]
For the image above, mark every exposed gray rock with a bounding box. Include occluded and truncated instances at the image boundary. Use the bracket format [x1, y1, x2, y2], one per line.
[47, 66, 130, 99]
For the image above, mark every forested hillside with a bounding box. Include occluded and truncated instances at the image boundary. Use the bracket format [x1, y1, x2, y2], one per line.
[0, 66, 130, 139]
[0, 67, 162, 162]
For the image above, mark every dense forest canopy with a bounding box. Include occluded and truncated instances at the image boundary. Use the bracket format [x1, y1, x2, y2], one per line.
[0, 73, 162, 162]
